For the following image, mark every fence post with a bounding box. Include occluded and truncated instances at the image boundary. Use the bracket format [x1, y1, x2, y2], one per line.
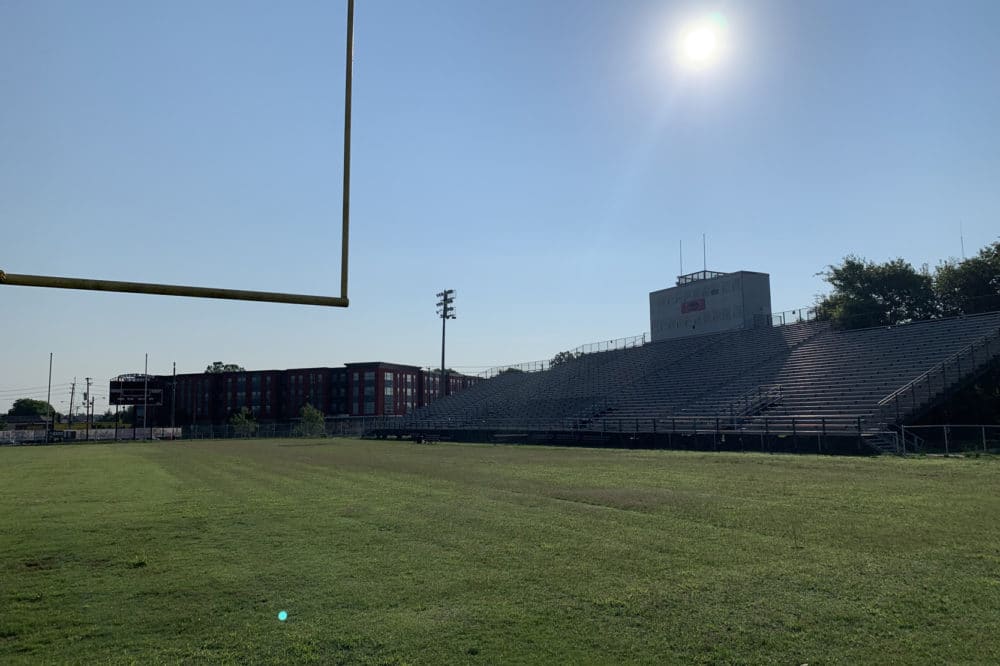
[944, 425, 949, 456]
[983, 425, 987, 452]
[901, 425, 907, 456]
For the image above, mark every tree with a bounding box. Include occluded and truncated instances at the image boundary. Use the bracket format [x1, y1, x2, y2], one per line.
[0, 416, 7, 431]
[551, 351, 582, 366]
[229, 407, 258, 437]
[294, 403, 326, 438]
[7, 398, 58, 419]
[935, 241, 1000, 316]
[815, 256, 937, 329]
[205, 362, 245, 373]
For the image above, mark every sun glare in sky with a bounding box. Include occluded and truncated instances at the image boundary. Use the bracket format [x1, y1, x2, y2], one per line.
[676, 11, 729, 70]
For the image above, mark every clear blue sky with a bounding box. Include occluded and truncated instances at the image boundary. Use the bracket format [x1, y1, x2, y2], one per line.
[2, 0, 999, 415]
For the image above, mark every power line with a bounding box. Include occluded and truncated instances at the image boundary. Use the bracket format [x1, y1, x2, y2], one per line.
[0, 383, 73, 394]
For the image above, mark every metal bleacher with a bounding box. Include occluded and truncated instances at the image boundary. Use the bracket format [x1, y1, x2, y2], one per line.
[380, 311, 1000, 453]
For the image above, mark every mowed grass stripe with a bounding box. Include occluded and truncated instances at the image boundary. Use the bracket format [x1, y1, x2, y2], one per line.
[1, 439, 999, 664]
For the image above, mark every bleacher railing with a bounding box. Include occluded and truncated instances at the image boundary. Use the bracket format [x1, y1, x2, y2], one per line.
[569, 333, 648, 356]
[369, 413, 872, 436]
[476, 360, 550, 379]
[476, 310, 824, 381]
[476, 334, 649, 378]
[754, 308, 818, 328]
[875, 326, 1000, 424]
[726, 384, 783, 423]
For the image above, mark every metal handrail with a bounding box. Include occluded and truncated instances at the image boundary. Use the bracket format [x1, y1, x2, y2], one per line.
[877, 327, 1000, 407]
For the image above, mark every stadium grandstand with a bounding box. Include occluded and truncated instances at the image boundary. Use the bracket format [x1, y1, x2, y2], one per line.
[369, 270, 1000, 455]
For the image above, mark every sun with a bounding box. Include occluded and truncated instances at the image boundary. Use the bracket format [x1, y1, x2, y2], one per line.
[677, 12, 728, 70]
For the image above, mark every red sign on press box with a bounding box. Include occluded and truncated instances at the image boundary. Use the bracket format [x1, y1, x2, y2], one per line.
[681, 298, 706, 314]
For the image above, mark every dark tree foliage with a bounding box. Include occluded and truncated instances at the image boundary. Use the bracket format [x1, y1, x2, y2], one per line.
[935, 241, 1000, 316]
[7, 398, 58, 418]
[205, 362, 246, 373]
[815, 256, 937, 329]
[229, 407, 258, 437]
[551, 351, 582, 366]
[294, 403, 326, 438]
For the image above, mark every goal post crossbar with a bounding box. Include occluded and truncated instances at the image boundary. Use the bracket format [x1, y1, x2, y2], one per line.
[0, 272, 349, 307]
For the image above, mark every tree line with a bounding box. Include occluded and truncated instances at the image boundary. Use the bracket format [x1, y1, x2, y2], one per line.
[816, 241, 1000, 329]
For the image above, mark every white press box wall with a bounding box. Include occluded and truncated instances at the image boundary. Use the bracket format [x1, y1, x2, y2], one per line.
[649, 271, 772, 342]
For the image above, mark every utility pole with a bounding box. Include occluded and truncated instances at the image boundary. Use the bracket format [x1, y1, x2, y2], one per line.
[171, 362, 177, 439]
[143, 353, 148, 435]
[67, 379, 76, 430]
[436, 290, 456, 398]
[85, 377, 92, 441]
[46, 353, 53, 440]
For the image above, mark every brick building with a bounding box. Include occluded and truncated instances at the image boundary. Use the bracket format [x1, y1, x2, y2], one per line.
[136, 362, 479, 426]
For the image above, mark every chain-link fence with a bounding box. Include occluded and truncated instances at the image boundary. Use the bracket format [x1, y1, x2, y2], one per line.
[1, 418, 384, 445]
[900, 424, 1000, 455]
[182, 418, 382, 440]
[1, 428, 182, 444]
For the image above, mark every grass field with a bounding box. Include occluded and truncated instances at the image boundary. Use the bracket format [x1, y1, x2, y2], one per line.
[2, 439, 999, 664]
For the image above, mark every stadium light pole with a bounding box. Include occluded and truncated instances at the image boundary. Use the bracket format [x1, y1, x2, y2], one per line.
[436, 290, 456, 398]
